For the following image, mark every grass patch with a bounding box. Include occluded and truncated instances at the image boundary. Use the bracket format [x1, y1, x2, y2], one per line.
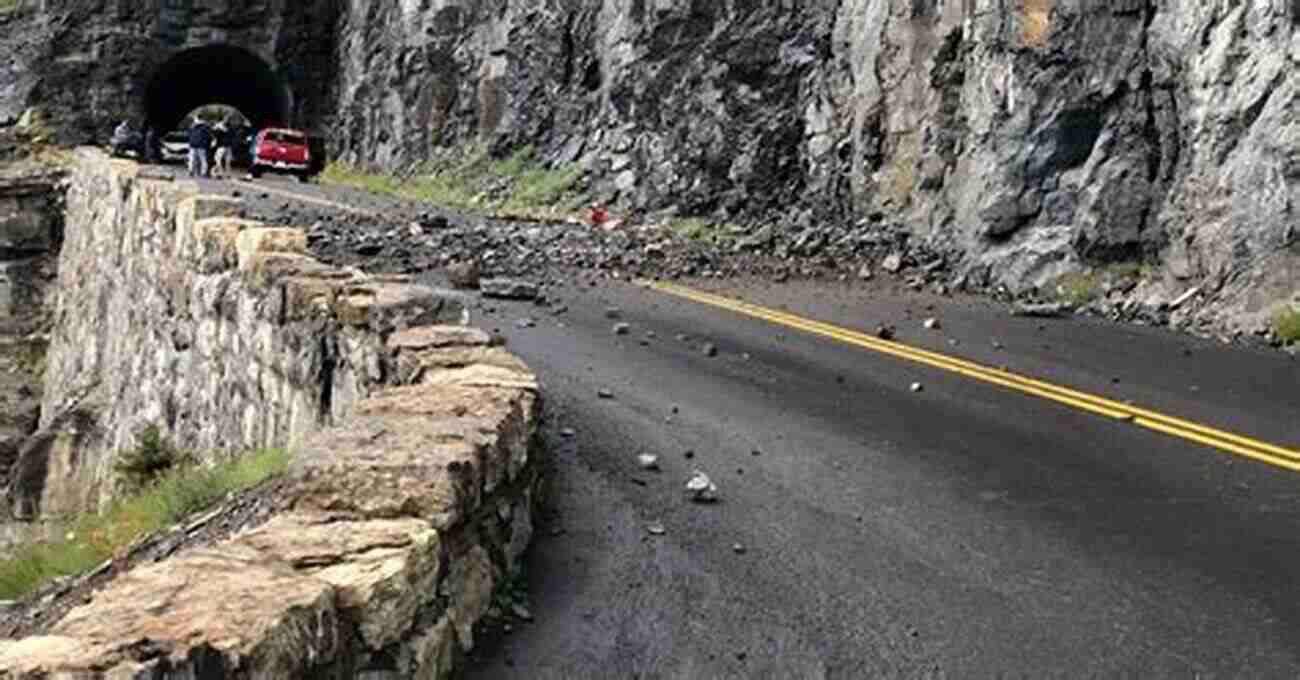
[1275, 308, 1300, 346]
[1048, 262, 1154, 306]
[663, 217, 743, 248]
[1102, 261, 1155, 281]
[320, 144, 586, 220]
[0, 447, 289, 600]
[1050, 271, 1101, 306]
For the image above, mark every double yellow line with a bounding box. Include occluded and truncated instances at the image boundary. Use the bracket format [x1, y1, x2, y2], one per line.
[643, 280, 1300, 473]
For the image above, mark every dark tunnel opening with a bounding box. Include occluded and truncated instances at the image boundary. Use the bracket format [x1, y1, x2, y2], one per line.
[145, 45, 292, 133]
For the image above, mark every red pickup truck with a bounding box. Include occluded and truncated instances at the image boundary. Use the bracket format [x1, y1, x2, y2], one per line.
[249, 128, 313, 181]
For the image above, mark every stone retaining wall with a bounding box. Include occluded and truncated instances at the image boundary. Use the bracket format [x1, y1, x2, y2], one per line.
[0, 149, 542, 677]
[9, 149, 467, 526]
[0, 325, 540, 678]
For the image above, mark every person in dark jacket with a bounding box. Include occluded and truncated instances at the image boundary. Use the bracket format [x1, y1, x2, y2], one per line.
[187, 120, 212, 178]
[144, 127, 157, 164]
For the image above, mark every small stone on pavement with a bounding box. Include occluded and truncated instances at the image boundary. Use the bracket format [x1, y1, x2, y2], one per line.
[686, 470, 719, 503]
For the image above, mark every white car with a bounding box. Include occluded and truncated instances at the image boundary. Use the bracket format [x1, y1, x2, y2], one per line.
[159, 131, 189, 163]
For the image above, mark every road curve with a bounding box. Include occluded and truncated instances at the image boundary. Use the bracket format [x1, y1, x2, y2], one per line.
[457, 275, 1300, 679]
[192, 172, 1300, 677]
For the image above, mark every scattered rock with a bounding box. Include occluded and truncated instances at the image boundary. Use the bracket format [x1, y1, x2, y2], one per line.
[751, 449, 761, 456]
[1012, 302, 1071, 318]
[1169, 286, 1201, 310]
[992, 340, 1004, 349]
[701, 342, 718, 357]
[613, 323, 631, 336]
[857, 264, 874, 280]
[923, 317, 941, 330]
[910, 382, 924, 393]
[646, 522, 667, 536]
[875, 324, 896, 340]
[684, 450, 695, 459]
[732, 543, 746, 554]
[605, 308, 623, 319]
[881, 253, 904, 273]
[597, 388, 614, 399]
[560, 428, 576, 438]
[686, 470, 719, 503]
[514, 318, 536, 329]
[482, 278, 539, 300]
[636, 454, 660, 471]
[446, 259, 481, 289]
[511, 603, 534, 622]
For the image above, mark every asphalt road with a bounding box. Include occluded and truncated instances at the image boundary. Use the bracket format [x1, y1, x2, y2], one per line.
[456, 276, 1300, 679]
[190, 171, 1300, 677]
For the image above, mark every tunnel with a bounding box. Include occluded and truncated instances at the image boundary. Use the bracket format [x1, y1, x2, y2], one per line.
[145, 45, 292, 132]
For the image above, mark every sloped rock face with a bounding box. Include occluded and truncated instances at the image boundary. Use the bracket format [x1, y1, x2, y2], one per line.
[334, 0, 1298, 329]
[0, 327, 541, 679]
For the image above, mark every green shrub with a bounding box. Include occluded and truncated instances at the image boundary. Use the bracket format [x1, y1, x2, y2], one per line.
[113, 425, 192, 493]
[0, 448, 288, 600]
[1275, 308, 1300, 346]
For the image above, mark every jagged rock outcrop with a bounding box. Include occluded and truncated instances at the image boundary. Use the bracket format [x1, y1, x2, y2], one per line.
[332, 0, 1298, 333]
[2, 1, 1296, 330]
[0, 0, 338, 139]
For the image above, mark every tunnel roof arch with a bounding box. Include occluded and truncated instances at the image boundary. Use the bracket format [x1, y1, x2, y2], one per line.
[145, 45, 292, 132]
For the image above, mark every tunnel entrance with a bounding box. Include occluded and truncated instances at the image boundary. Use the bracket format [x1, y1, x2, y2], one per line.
[145, 45, 292, 133]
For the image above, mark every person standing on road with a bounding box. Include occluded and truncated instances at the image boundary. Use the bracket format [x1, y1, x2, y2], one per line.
[144, 126, 157, 164]
[187, 119, 211, 178]
[212, 122, 233, 178]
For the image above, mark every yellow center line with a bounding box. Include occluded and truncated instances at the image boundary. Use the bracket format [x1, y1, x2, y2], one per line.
[641, 279, 1300, 473]
[233, 180, 380, 218]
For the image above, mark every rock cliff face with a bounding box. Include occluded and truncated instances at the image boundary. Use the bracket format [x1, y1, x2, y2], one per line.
[0, 0, 338, 137]
[2, 1, 1297, 331]
[333, 0, 1298, 332]
[0, 172, 62, 549]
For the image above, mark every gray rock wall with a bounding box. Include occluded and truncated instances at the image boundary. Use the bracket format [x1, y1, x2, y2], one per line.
[0, 173, 61, 548]
[1, 0, 338, 141]
[2, 1, 1296, 332]
[333, 0, 1298, 331]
